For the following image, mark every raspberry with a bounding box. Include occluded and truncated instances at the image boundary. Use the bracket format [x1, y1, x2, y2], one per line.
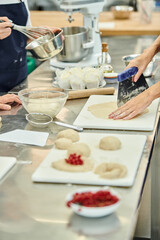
[66, 190, 119, 208]
[65, 154, 83, 165]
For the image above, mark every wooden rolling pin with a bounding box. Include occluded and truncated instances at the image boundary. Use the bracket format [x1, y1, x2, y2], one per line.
[68, 87, 115, 100]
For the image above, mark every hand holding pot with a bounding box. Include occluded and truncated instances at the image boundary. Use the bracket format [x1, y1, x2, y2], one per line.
[0, 17, 12, 39]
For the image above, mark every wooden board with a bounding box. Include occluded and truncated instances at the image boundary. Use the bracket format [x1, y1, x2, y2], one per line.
[30, 11, 160, 36]
[73, 95, 159, 131]
[32, 133, 146, 187]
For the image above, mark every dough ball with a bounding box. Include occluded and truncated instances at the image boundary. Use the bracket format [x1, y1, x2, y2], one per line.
[55, 138, 72, 150]
[99, 136, 121, 150]
[52, 157, 93, 172]
[57, 129, 79, 143]
[67, 142, 91, 157]
[94, 162, 127, 179]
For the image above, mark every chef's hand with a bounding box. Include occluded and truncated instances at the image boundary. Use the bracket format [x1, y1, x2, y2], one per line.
[0, 17, 12, 40]
[0, 104, 22, 116]
[125, 53, 151, 82]
[109, 89, 153, 120]
[50, 27, 60, 34]
[0, 94, 22, 111]
[125, 37, 160, 82]
[49, 27, 65, 40]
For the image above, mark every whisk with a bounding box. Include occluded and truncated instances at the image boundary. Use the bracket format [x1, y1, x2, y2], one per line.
[0, 19, 54, 42]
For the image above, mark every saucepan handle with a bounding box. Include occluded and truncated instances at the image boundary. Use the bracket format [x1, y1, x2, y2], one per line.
[54, 121, 83, 132]
[83, 40, 94, 49]
[118, 67, 138, 82]
[0, 19, 13, 28]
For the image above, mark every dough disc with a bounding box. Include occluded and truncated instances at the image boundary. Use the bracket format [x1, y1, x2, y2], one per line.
[95, 162, 127, 179]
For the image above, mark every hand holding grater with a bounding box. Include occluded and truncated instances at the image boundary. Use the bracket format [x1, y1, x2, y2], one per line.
[117, 67, 149, 107]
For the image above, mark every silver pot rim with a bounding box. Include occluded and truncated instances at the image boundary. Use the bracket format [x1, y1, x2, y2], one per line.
[62, 26, 88, 37]
[26, 28, 63, 49]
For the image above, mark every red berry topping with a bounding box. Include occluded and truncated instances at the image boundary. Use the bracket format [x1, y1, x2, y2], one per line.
[66, 190, 119, 208]
[65, 153, 84, 165]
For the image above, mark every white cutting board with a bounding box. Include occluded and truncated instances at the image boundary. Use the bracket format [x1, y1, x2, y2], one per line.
[0, 157, 16, 180]
[73, 95, 159, 131]
[32, 133, 146, 187]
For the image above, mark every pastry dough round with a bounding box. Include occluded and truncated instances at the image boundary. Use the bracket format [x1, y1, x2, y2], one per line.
[94, 162, 127, 179]
[99, 136, 121, 150]
[57, 129, 79, 142]
[55, 138, 72, 150]
[52, 157, 93, 172]
[67, 142, 91, 157]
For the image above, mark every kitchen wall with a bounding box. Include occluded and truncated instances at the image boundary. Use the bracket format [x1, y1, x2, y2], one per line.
[28, 0, 138, 11]
[28, 0, 60, 10]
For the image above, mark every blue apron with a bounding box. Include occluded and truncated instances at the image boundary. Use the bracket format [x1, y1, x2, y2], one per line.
[0, 0, 28, 92]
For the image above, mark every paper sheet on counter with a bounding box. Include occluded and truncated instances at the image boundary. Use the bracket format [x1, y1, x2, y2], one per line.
[99, 22, 115, 29]
[0, 157, 16, 180]
[0, 129, 49, 147]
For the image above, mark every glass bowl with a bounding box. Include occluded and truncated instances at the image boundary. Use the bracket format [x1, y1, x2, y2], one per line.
[18, 87, 68, 118]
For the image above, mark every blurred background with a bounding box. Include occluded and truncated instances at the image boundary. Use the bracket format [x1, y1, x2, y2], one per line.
[28, 0, 138, 11]
[28, 0, 160, 12]
[27, 0, 160, 11]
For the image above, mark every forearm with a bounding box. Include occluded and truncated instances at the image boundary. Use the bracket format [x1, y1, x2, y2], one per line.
[143, 35, 160, 60]
[147, 81, 160, 102]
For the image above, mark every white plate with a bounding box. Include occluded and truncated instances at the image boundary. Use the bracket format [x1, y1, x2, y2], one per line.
[66, 187, 121, 218]
[104, 72, 118, 78]
[52, 78, 106, 90]
[32, 132, 146, 187]
[104, 73, 118, 83]
[73, 95, 159, 131]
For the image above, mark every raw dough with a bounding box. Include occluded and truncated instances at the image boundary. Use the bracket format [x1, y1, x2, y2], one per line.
[88, 101, 117, 119]
[88, 101, 148, 119]
[99, 136, 121, 150]
[55, 138, 72, 150]
[67, 142, 91, 157]
[52, 157, 93, 172]
[57, 129, 79, 142]
[94, 162, 127, 179]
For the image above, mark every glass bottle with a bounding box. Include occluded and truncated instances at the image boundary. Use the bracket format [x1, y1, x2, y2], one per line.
[98, 42, 113, 73]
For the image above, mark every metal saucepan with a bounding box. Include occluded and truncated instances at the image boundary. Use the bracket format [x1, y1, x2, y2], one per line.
[56, 26, 94, 62]
[26, 28, 63, 61]
[26, 113, 83, 132]
[0, 19, 63, 61]
[122, 54, 160, 77]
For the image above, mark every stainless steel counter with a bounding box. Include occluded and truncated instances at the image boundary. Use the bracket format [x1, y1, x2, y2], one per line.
[0, 35, 160, 240]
